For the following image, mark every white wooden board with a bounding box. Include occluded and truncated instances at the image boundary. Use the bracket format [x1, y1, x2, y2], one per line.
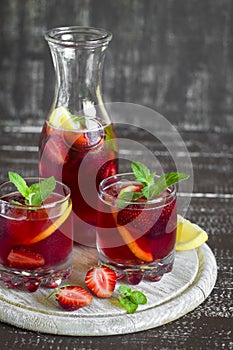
[0, 242, 217, 336]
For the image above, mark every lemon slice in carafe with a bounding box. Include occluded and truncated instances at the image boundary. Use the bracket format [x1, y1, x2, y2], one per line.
[49, 107, 80, 130]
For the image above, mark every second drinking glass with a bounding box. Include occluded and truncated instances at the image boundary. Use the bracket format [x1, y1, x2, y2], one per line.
[96, 173, 177, 285]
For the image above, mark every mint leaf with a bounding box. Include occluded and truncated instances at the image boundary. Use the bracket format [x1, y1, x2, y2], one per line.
[31, 177, 56, 202]
[130, 162, 189, 200]
[117, 191, 144, 208]
[141, 185, 150, 199]
[129, 290, 147, 305]
[8, 172, 29, 198]
[148, 172, 189, 198]
[118, 296, 138, 313]
[8, 172, 56, 207]
[27, 177, 56, 206]
[27, 192, 42, 206]
[148, 171, 156, 186]
[118, 285, 148, 313]
[131, 162, 154, 186]
[118, 191, 143, 201]
[119, 285, 132, 297]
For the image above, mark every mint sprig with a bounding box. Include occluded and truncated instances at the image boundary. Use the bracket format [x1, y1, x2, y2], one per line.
[118, 285, 147, 313]
[8, 171, 56, 206]
[119, 162, 189, 201]
[131, 162, 156, 187]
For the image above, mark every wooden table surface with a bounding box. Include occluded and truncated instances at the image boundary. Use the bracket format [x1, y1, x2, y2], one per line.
[0, 1, 232, 349]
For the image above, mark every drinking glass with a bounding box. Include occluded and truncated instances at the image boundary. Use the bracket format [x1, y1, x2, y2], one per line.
[97, 173, 177, 284]
[0, 178, 73, 292]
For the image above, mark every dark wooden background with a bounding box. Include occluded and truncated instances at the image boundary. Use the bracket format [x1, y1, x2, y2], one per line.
[1, 0, 233, 131]
[0, 1, 232, 349]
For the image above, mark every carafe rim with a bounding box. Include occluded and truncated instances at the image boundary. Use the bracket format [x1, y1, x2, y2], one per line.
[44, 26, 112, 48]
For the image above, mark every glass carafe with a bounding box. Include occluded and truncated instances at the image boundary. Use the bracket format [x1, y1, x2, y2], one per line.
[39, 26, 118, 247]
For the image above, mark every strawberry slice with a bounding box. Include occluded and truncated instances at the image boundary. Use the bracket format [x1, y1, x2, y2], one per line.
[54, 286, 93, 311]
[7, 248, 45, 270]
[42, 135, 69, 165]
[85, 265, 117, 298]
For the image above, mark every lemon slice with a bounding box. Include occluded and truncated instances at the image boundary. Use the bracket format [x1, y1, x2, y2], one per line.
[24, 201, 72, 245]
[117, 185, 141, 204]
[112, 217, 153, 262]
[118, 185, 140, 196]
[176, 215, 208, 250]
[49, 107, 79, 130]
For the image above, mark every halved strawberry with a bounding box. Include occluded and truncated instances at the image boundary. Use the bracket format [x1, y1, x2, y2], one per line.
[54, 286, 93, 311]
[85, 265, 117, 298]
[7, 248, 45, 270]
[64, 131, 103, 151]
[117, 204, 143, 226]
[42, 135, 69, 165]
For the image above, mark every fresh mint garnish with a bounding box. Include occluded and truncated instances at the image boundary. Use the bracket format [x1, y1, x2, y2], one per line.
[131, 162, 156, 187]
[118, 285, 147, 313]
[8, 172, 56, 206]
[118, 295, 138, 313]
[129, 290, 147, 305]
[118, 162, 189, 202]
[144, 172, 189, 199]
[8, 171, 29, 199]
[119, 285, 132, 297]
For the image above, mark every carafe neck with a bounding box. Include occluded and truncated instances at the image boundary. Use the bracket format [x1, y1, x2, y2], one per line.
[45, 27, 112, 121]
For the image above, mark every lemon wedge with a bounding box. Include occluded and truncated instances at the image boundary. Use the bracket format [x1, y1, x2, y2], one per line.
[49, 107, 79, 130]
[24, 201, 72, 245]
[176, 215, 208, 250]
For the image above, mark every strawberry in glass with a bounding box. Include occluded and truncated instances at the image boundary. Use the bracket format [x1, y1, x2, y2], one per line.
[97, 162, 189, 284]
[0, 172, 73, 292]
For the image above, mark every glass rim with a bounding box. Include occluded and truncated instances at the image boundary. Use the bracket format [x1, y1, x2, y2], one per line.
[44, 26, 112, 48]
[0, 177, 71, 210]
[99, 172, 176, 207]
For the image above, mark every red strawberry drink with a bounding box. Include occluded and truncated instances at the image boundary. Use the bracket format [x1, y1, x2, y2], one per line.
[39, 114, 118, 246]
[97, 172, 177, 284]
[0, 178, 73, 292]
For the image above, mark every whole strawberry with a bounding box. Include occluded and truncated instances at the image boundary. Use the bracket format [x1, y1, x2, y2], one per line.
[48, 285, 93, 311]
[85, 265, 117, 298]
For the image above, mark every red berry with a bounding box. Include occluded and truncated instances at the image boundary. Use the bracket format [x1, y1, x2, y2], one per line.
[64, 131, 103, 150]
[97, 159, 118, 181]
[117, 204, 143, 226]
[25, 280, 40, 292]
[85, 265, 117, 298]
[55, 286, 93, 311]
[127, 272, 143, 285]
[7, 248, 45, 270]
